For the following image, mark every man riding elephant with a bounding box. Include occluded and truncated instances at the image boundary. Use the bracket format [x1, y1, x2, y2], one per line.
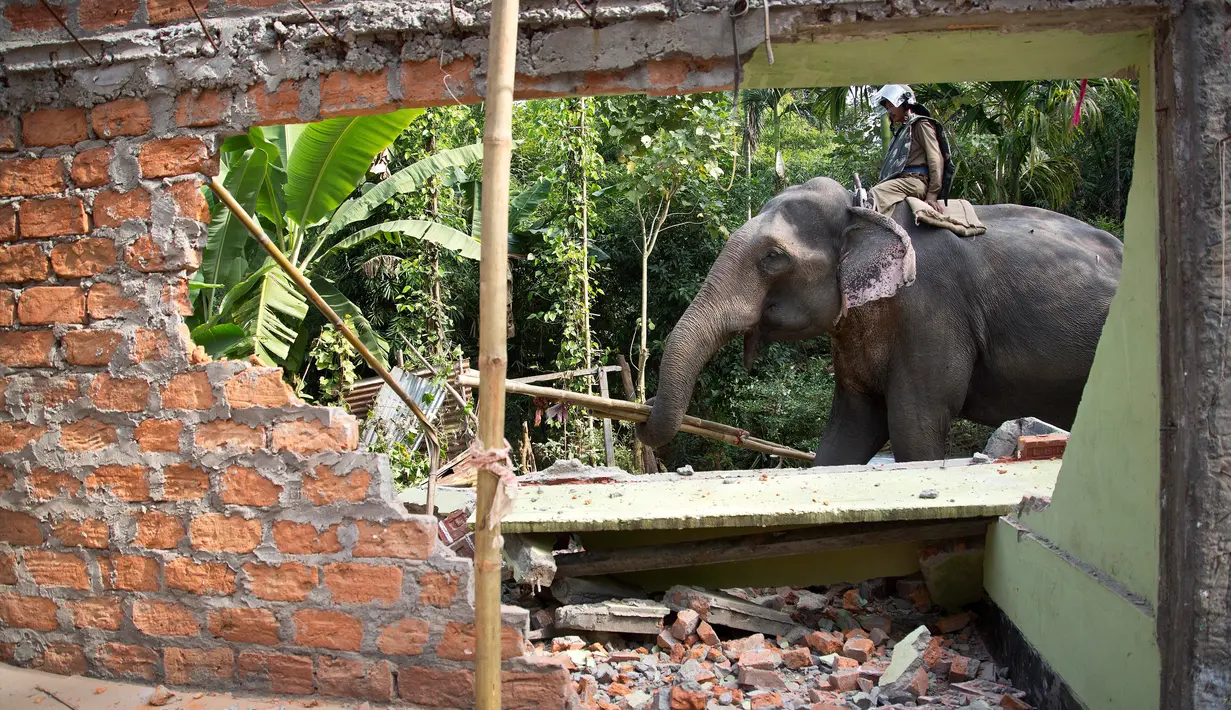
[867, 84, 955, 217]
[636, 176, 1121, 465]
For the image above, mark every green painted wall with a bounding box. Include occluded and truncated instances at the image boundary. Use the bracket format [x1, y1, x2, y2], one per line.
[985, 524, 1160, 709]
[1023, 52, 1160, 605]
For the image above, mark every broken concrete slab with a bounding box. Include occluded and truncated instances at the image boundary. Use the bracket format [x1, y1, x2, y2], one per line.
[920, 544, 986, 610]
[504, 533, 558, 588]
[551, 576, 646, 605]
[983, 417, 1067, 459]
[879, 625, 932, 687]
[663, 587, 795, 637]
[554, 599, 670, 635]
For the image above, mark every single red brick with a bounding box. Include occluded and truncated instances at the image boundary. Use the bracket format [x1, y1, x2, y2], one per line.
[0, 594, 58, 630]
[221, 465, 282, 507]
[133, 328, 175, 363]
[323, 562, 403, 604]
[783, 647, 812, 669]
[841, 637, 875, 663]
[949, 654, 979, 682]
[0, 204, 15, 241]
[93, 188, 151, 228]
[69, 597, 122, 630]
[318, 656, 395, 702]
[398, 666, 475, 707]
[0, 290, 12, 326]
[400, 57, 478, 108]
[194, 419, 265, 451]
[168, 179, 210, 222]
[0, 243, 49, 283]
[34, 377, 80, 408]
[378, 617, 429, 655]
[5, 1, 64, 32]
[907, 666, 929, 698]
[503, 670, 571, 710]
[164, 647, 234, 684]
[176, 89, 230, 127]
[245, 562, 316, 602]
[86, 282, 137, 319]
[24, 550, 89, 589]
[22, 108, 88, 148]
[78, 0, 137, 30]
[19, 286, 85, 325]
[223, 368, 297, 408]
[27, 468, 82, 501]
[88, 373, 149, 412]
[161, 371, 215, 409]
[20, 196, 88, 237]
[133, 600, 198, 637]
[354, 519, 434, 559]
[237, 652, 315, 694]
[99, 554, 159, 591]
[139, 138, 218, 178]
[0, 551, 15, 584]
[0, 508, 43, 545]
[248, 81, 303, 126]
[86, 464, 149, 501]
[52, 517, 108, 548]
[162, 462, 209, 500]
[60, 418, 117, 451]
[209, 607, 279, 645]
[166, 557, 236, 595]
[70, 147, 112, 187]
[272, 417, 357, 454]
[50, 238, 116, 278]
[0, 421, 47, 454]
[97, 643, 158, 680]
[164, 278, 193, 316]
[62, 330, 122, 366]
[320, 70, 394, 118]
[671, 686, 709, 710]
[91, 99, 151, 138]
[293, 609, 362, 651]
[134, 418, 182, 452]
[436, 621, 524, 662]
[146, 0, 194, 25]
[134, 511, 184, 549]
[273, 520, 342, 554]
[190, 512, 262, 553]
[303, 464, 370, 505]
[0, 157, 65, 197]
[419, 571, 459, 607]
[936, 612, 973, 634]
[38, 643, 87, 676]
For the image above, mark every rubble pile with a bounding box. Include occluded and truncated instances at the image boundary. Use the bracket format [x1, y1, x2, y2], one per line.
[518, 580, 1033, 710]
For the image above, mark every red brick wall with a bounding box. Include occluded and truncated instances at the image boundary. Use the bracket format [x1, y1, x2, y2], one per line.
[0, 5, 588, 706]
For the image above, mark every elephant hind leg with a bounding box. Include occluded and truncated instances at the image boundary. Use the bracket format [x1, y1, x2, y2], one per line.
[813, 384, 890, 466]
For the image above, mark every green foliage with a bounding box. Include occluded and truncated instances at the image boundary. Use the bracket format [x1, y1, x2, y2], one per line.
[302, 322, 359, 407]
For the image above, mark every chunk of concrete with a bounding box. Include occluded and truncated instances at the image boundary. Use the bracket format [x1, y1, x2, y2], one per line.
[552, 576, 645, 605]
[663, 586, 794, 637]
[879, 625, 932, 688]
[503, 533, 557, 588]
[919, 544, 986, 611]
[555, 599, 669, 635]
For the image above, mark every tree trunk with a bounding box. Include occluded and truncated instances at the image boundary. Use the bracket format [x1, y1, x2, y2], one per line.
[427, 132, 446, 357]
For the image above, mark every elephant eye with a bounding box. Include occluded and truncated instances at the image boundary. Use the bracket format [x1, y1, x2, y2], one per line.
[760, 247, 790, 273]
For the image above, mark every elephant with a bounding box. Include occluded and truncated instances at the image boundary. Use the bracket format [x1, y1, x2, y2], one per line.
[636, 177, 1123, 465]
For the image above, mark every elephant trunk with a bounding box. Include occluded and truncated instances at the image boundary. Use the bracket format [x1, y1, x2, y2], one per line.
[638, 261, 760, 448]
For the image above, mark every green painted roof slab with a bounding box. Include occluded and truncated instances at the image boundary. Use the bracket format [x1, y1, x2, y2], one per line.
[496, 459, 1060, 533]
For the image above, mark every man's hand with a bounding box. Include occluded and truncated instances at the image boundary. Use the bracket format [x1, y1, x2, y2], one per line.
[926, 198, 944, 213]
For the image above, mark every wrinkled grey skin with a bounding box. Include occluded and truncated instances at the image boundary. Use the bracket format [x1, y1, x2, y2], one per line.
[636, 177, 1123, 465]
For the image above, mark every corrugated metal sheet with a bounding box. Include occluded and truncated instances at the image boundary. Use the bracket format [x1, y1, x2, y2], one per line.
[358, 368, 447, 452]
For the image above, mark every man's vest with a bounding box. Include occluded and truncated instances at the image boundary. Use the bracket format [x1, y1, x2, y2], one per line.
[877, 115, 957, 202]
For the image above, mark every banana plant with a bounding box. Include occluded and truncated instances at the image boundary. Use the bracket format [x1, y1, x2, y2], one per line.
[191, 110, 487, 366]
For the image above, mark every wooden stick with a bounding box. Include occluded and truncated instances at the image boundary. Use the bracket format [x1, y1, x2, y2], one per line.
[458, 374, 813, 461]
[554, 519, 994, 578]
[207, 177, 443, 464]
[475, 0, 519, 707]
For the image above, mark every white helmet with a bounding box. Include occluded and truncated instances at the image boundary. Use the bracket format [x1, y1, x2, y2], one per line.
[870, 84, 914, 114]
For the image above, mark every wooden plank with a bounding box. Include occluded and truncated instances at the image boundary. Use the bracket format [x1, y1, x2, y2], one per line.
[555, 519, 994, 578]
[598, 368, 615, 467]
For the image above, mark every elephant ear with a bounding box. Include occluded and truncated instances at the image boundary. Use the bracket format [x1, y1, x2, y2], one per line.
[838, 206, 917, 311]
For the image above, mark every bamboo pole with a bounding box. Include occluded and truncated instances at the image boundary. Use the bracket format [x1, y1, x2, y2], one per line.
[458, 374, 813, 462]
[475, 0, 519, 708]
[206, 177, 443, 472]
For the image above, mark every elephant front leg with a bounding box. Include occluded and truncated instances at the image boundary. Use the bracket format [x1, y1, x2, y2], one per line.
[885, 367, 966, 462]
[813, 384, 890, 466]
